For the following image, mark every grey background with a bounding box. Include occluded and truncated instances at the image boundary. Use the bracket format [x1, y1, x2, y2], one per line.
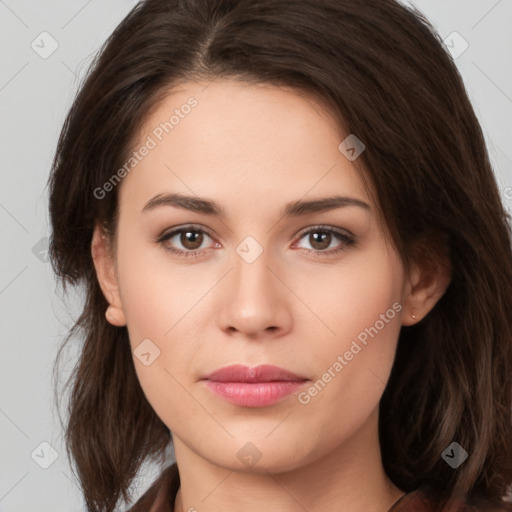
[0, 1, 511, 510]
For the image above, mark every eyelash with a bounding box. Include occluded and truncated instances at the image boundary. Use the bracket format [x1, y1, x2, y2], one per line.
[156, 224, 356, 259]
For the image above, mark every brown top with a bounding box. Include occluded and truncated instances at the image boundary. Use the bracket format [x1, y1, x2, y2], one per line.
[126, 463, 512, 512]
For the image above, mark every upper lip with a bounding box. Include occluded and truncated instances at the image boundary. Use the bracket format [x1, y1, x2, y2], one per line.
[202, 364, 308, 383]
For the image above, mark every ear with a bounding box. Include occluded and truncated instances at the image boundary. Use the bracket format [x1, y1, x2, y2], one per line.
[401, 249, 452, 326]
[91, 223, 127, 327]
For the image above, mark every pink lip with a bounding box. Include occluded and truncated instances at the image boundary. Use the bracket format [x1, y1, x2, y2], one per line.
[202, 364, 309, 407]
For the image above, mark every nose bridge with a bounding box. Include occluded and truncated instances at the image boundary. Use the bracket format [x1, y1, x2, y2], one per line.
[217, 235, 291, 335]
[232, 237, 278, 305]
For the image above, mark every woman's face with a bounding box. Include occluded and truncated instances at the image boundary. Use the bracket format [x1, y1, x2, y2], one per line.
[99, 79, 414, 473]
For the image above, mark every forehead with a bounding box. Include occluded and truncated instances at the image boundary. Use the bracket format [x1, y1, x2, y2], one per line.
[118, 79, 372, 216]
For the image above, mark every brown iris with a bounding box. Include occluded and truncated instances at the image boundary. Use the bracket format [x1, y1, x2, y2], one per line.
[308, 231, 331, 250]
[180, 230, 204, 250]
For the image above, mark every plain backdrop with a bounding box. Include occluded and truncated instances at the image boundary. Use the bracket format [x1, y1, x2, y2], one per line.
[1, 0, 511, 510]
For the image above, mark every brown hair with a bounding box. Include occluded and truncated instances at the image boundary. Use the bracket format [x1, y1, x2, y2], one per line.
[48, 0, 512, 511]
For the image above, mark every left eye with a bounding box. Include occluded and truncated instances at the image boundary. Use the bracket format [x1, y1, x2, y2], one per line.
[292, 226, 355, 256]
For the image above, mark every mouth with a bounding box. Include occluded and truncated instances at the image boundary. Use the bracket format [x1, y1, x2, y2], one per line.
[201, 364, 310, 407]
[202, 364, 309, 383]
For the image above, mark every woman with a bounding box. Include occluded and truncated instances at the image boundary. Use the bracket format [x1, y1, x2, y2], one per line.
[48, 0, 512, 511]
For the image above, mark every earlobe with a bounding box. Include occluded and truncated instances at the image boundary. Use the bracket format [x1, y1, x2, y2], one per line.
[105, 304, 126, 327]
[91, 223, 127, 327]
[402, 255, 452, 326]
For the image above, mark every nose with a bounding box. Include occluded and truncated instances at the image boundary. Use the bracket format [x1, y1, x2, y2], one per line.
[217, 246, 293, 339]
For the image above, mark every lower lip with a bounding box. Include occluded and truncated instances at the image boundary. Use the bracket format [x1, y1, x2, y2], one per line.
[203, 380, 307, 407]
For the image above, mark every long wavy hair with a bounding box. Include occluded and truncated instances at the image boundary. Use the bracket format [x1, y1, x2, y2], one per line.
[48, 0, 512, 511]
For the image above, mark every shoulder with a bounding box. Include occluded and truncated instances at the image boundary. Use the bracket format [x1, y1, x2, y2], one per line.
[464, 494, 512, 512]
[390, 487, 512, 512]
[125, 462, 180, 512]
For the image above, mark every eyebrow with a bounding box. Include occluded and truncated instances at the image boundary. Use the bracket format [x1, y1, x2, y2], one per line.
[141, 192, 370, 218]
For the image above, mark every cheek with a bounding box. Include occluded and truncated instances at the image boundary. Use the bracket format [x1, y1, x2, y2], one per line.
[115, 239, 213, 406]
[309, 245, 403, 351]
[115, 249, 203, 429]
[298, 249, 404, 415]
[116, 236, 201, 346]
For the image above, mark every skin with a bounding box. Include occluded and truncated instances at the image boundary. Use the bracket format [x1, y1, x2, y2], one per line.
[91, 79, 451, 512]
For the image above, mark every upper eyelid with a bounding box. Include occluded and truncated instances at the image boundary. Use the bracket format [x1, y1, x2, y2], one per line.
[159, 224, 213, 237]
[298, 225, 354, 239]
